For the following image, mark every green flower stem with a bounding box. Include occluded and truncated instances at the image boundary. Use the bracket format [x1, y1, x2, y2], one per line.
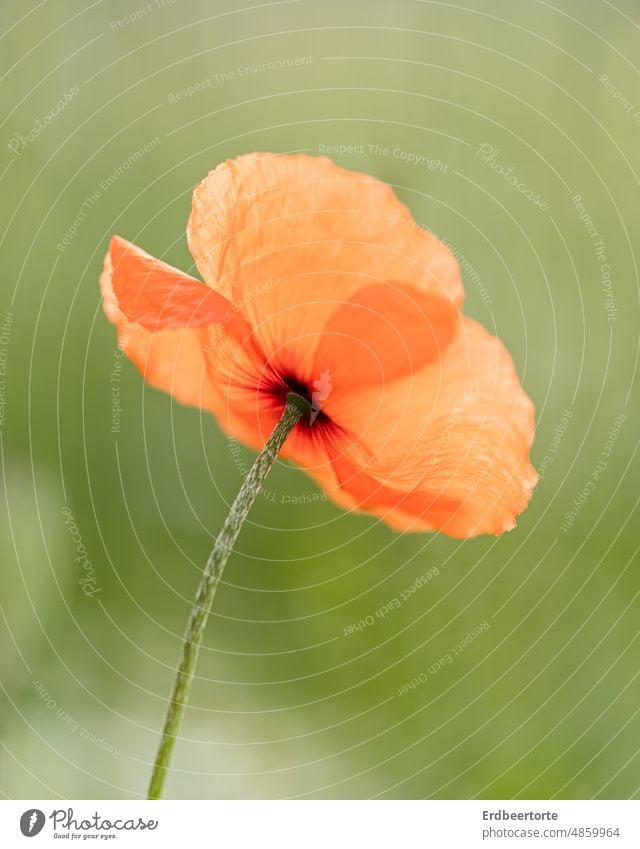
[147, 397, 304, 800]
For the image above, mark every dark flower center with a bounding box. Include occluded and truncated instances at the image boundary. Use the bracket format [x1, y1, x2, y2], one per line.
[275, 373, 330, 428]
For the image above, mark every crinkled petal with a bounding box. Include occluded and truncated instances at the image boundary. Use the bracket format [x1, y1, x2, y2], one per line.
[186, 152, 463, 380]
[109, 236, 236, 330]
[317, 318, 537, 536]
[100, 239, 251, 412]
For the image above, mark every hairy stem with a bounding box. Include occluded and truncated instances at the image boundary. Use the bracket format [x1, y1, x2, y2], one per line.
[147, 397, 303, 799]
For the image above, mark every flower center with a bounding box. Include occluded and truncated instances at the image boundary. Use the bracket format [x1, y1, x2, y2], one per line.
[276, 373, 331, 427]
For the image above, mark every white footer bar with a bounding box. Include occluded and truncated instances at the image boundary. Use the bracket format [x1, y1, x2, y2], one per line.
[1, 800, 638, 847]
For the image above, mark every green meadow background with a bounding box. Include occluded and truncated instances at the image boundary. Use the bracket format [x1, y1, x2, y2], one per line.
[1, 0, 639, 799]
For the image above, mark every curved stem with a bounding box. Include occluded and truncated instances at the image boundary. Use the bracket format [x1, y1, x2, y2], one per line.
[147, 398, 304, 799]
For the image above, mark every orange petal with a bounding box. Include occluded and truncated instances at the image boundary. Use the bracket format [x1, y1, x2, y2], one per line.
[101, 241, 229, 411]
[312, 282, 459, 399]
[186, 153, 463, 378]
[109, 235, 236, 330]
[319, 318, 537, 537]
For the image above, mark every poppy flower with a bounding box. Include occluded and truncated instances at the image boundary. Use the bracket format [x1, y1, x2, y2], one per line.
[100, 152, 536, 537]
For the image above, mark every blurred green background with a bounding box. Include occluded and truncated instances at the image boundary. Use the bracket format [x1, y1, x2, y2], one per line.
[1, 0, 639, 799]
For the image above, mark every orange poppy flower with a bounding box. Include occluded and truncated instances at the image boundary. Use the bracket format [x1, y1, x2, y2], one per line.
[100, 152, 536, 537]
